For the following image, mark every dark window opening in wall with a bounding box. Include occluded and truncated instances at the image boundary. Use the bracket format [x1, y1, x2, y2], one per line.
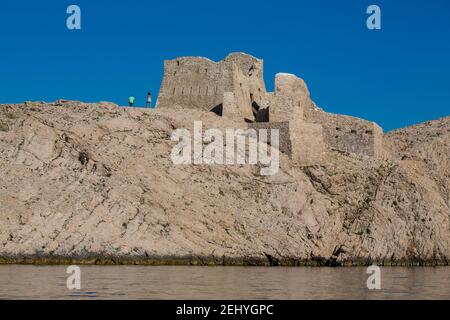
[248, 65, 255, 76]
[240, 83, 242, 87]
[351, 129, 357, 134]
[335, 136, 339, 139]
[250, 91, 269, 122]
[250, 98, 269, 123]
[205, 69, 208, 73]
[336, 127, 341, 131]
[176, 60, 180, 66]
[173, 88, 176, 95]
[256, 107, 269, 123]
[365, 130, 373, 134]
[210, 104, 223, 117]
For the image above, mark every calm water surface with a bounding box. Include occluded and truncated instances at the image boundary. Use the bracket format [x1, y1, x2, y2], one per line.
[0, 266, 449, 300]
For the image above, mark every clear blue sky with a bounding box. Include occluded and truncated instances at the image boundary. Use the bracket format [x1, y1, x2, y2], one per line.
[1, 0, 449, 131]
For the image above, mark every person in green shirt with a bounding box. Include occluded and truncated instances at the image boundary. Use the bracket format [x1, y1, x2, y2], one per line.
[128, 95, 135, 107]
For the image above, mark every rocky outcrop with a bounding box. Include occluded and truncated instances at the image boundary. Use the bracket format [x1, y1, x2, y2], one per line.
[0, 101, 449, 266]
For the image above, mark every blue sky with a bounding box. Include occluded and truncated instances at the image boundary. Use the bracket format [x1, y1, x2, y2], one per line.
[0, 0, 449, 131]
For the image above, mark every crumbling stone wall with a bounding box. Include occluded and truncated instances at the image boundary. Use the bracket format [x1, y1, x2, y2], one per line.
[222, 92, 243, 121]
[290, 121, 326, 166]
[156, 53, 265, 121]
[156, 57, 232, 112]
[156, 52, 383, 160]
[305, 108, 383, 157]
[247, 121, 326, 166]
[267, 73, 309, 123]
[247, 122, 292, 157]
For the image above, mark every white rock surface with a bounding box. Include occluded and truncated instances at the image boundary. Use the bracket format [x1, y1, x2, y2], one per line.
[0, 101, 449, 266]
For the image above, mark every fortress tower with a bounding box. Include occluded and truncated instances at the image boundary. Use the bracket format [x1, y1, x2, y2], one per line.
[156, 53, 266, 121]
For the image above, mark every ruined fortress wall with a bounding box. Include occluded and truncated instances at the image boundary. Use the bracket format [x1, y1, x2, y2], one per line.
[222, 92, 240, 120]
[156, 52, 383, 159]
[228, 54, 266, 103]
[156, 57, 234, 111]
[246, 120, 327, 167]
[305, 108, 383, 157]
[290, 121, 326, 166]
[227, 53, 266, 120]
[274, 73, 310, 103]
[247, 118, 326, 166]
[247, 122, 292, 157]
[232, 66, 265, 120]
[232, 67, 255, 120]
[267, 93, 304, 123]
[156, 53, 266, 121]
[268, 74, 309, 123]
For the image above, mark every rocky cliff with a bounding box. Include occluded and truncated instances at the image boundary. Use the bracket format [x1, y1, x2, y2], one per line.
[0, 101, 449, 266]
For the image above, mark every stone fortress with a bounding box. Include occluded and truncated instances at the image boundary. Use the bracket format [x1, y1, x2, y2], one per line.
[156, 52, 383, 165]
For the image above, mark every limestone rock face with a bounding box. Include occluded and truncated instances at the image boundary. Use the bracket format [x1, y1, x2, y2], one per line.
[0, 101, 449, 266]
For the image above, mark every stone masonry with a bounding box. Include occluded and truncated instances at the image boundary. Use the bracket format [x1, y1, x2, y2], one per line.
[156, 53, 383, 165]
